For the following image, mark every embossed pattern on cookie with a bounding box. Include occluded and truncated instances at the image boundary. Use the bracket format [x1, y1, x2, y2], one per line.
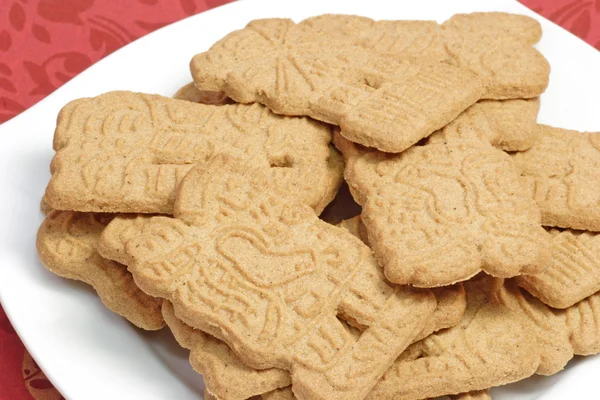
[441, 12, 549, 99]
[162, 301, 290, 400]
[45, 91, 342, 214]
[516, 229, 600, 309]
[511, 125, 600, 231]
[191, 17, 484, 153]
[344, 137, 551, 287]
[97, 155, 436, 400]
[365, 276, 540, 400]
[429, 98, 540, 151]
[36, 210, 164, 330]
[499, 280, 600, 376]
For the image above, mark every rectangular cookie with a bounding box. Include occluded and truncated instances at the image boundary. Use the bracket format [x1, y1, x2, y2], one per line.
[45, 91, 342, 215]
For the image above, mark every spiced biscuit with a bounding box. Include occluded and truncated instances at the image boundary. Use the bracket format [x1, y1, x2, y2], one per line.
[304, 13, 548, 99]
[365, 276, 540, 399]
[429, 98, 540, 151]
[517, 229, 600, 309]
[36, 210, 163, 330]
[191, 17, 483, 153]
[511, 125, 600, 231]
[98, 154, 436, 400]
[344, 135, 550, 287]
[499, 280, 600, 375]
[45, 91, 342, 214]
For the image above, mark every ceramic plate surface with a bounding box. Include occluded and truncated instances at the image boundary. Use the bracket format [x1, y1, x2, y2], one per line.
[0, 0, 599, 399]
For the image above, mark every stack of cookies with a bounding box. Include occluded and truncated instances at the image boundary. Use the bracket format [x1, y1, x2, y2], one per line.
[36, 12, 600, 400]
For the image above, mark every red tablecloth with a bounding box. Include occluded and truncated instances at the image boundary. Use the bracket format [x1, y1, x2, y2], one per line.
[0, 0, 598, 398]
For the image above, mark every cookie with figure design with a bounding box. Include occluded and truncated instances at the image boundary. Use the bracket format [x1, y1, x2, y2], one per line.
[498, 280, 600, 376]
[191, 16, 484, 152]
[36, 210, 164, 330]
[45, 91, 343, 215]
[303, 12, 548, 99]
[511, 125, 600, 231]
[428, 98, 540, 151]
[97, 154, 436, 400]
[339, 131, 551, 287]
[365, 276, 540, 400]
[516, 229, 600, 309]
[164, 243, 463, 400]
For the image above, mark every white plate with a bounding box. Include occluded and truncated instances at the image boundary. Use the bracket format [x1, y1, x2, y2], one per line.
[0, 0, 599, 399]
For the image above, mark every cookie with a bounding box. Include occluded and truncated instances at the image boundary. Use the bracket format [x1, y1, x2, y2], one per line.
[204, 389, 218, 400]
[45, 91, 342, 215]
[511, 125, 600, 231]
[163, 301, 290, 400]
[306, 13, 548, 99]
[166, 277, 462, 400]
[97, 154, 436, 400]
[365, 276, 540, 399]
[441, 12, 549, 99]
[36, 210, 164, 330]
[191, 17, 484, 153]
[40, 195, 52, 215]
[262, 387, 295, 400]
[498, 280, 600, 375]
[173, 82, 231, 105]
[428, 98, 540, 151]
[343, 134, 551, 287]
[516, 229, 600, 309]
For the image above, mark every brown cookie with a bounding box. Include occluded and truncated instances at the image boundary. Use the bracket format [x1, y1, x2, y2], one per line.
[511, 125, 600, 231]
[498, 280, 600, 376]
[36, 210, 164, 330]
[343, 135, 551, 287]
[441, 12, 549, 99]
[97, 154, 436, 400]
[429, 98, 540, 151]
[191, 17, 484, 153]
[163, 301, 290, 400]
[45, 91, 342, 215]
[365, 276, 540, 399]
[306, 13, 548, 99]
[173, 82, 231, 105]
[516, 229, 600, 309]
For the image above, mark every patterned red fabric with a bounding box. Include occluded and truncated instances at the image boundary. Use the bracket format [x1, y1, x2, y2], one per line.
[0, 1, 598, 399]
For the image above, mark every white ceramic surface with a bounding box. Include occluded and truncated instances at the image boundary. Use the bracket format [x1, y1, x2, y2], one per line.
[0, 0, 599, 399]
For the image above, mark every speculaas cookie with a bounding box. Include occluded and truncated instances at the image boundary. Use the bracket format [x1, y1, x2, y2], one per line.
[303, 12, 548, 99]
[97, 154, 437, 400]
[516, 229, 600, 309]
[45, 91, 342, 215]
[498, 280, 600, 376]
[511, 125, 600, 231]
[365, 276, 540, 399]
[341, 133, 550, 287]
[36, 210, 163, 330]
[429, 98, 540, 151]
[191, 17, 484, 153]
